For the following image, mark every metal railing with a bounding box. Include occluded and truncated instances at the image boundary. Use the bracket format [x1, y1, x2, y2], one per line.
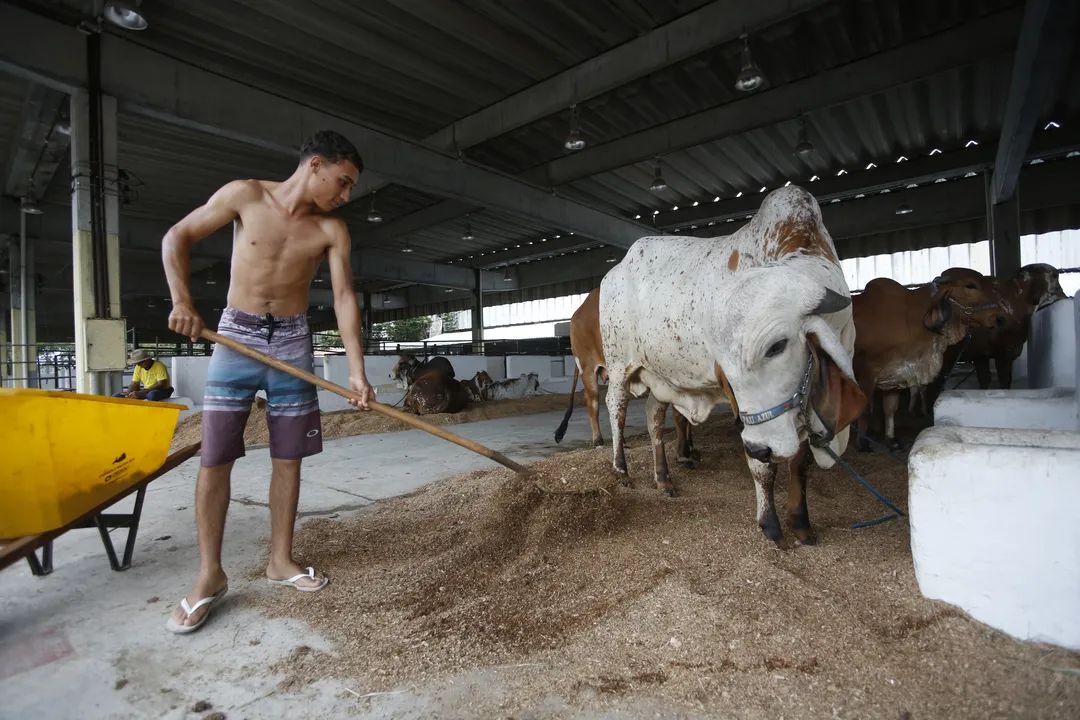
[352, 336, 574, 357]
[1, 345, 77, 390]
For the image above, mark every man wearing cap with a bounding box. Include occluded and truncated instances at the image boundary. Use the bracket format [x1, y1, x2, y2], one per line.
[115, 349, 174, 401]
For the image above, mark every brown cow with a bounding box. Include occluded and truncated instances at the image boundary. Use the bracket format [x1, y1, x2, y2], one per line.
[390, 354, 456, 388]
[404, 370, 470, 415]
[929, 263, 1068, 396]
[852, 268, 1001, 450]
[554, 288, 703, 477]
[459, 370, 493, 403]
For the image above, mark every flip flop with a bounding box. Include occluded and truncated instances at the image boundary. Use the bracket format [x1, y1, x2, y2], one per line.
[165, 585, 228, 635]
[267, 567, 328, 593]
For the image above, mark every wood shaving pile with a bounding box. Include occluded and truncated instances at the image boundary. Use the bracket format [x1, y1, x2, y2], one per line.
[170, 390, 587, 451]
[249, 417, 1080, 717]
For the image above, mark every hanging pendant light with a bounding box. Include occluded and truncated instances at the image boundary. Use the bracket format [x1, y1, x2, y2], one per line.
[606, 252, 617, 263]
[104, 0, 148, 30]
[564, 103, 586, 151]
[895, 187, 914, 215]
[503, 267, 512, 282]
[734, 35, 764, 93]
[20, 197, 43, 215]
[367, 191, 382, 223]
[650, 160, 668, 193]
[793, 116, 814, 157]
[401, 238, 413, 253]
[462, 214, 474, 241]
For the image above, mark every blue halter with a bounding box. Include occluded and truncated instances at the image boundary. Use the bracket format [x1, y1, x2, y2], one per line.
[738, 353, 814, 427]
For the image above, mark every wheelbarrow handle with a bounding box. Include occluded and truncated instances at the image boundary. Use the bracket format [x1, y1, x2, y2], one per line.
[199, 329, 532, 476]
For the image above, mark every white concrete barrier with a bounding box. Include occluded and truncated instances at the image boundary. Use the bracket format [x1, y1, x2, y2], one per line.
[1027, 296, 1076, 390]
[935, 387, 1078, 432]
[173, 353, 582, 414]
[506, 356, 561, 382]
[908, 425, 1080, 651]
[935, 291, 1080, 432]
[170, 356, 212, 411]
[164, 396, 197, 422]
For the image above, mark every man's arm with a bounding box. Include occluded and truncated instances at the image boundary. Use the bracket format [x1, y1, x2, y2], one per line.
[327, 220, 373, 410]
[162, 179, 260, 341]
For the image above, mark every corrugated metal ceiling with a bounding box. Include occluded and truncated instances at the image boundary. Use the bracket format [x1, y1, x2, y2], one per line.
[6, 0, 1080, 305]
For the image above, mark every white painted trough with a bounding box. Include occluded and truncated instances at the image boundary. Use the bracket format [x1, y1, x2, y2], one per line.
[908, 292, 1080, 651]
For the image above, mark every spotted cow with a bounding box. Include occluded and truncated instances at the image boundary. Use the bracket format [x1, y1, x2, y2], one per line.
[599, 186, 866, 547]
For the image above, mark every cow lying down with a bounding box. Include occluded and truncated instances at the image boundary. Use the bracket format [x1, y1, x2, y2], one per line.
[403, 370, 469, 415]
[390, 353, 455, 389]
[600, 185, 866, 547]
[460, 371, 541, 402]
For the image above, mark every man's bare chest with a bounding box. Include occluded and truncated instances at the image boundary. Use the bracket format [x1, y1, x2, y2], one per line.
[234, 214, 328, 261]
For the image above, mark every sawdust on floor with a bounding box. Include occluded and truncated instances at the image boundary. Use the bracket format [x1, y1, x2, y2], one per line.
[171, 390, 588, 452]
[248, 417, 1080, 718]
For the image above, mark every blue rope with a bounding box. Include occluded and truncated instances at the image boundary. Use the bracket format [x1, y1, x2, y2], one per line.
[821, 445, 907, 530]
[852, 425, 908, 465]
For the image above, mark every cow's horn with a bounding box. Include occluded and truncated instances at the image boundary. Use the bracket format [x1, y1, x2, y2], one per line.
[812, 287, 851, 315]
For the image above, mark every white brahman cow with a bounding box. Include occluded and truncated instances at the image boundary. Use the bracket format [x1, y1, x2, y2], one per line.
[599, 186, 866, 547]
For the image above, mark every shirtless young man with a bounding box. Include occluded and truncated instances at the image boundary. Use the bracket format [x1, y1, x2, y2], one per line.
[161, 130, 375, 634]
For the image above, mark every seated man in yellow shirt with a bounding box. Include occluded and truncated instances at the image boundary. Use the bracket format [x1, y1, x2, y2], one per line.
[115, 349, 174, 401]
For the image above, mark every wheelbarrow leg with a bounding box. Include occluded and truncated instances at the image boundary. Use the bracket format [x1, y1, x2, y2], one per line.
[25, 541, 54, 577]
[94, 486, 147, 572]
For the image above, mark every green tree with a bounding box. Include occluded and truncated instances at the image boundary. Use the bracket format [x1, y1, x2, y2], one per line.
[440, 311, 460, 333]
[374, 316, 432, 342]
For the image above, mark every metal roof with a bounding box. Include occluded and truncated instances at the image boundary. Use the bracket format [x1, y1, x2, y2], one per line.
[4, 0, 1080, 335]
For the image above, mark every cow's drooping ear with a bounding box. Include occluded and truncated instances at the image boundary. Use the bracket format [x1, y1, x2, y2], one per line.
[929, 275, 947, 295]
[923, 292, 953, 334]
[811, 287, 851, 315]
[804, 317, 865, 446]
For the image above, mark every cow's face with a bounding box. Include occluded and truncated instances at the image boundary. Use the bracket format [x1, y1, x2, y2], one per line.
[389, 354, 419, 382]
[1017, 263, 1068, 310]
[473, 370, 494, 390]
[710, 266, 866, 465]
[933, 268, 1002, 330]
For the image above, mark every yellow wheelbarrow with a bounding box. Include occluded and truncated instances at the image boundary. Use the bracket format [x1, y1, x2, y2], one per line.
[0, 388, 198, 576]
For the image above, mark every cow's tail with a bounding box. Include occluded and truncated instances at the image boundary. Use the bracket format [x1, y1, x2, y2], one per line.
[553, 364, 580, 443]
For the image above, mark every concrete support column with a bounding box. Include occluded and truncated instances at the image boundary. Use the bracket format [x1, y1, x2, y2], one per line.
[987, 172, 1022, 278]
[471, 269, 484, 355]
[0, 299, 8, 388]
[71, 86, 123, 394]
[8, 233, 37, 388]
[361, 291, 372, 345]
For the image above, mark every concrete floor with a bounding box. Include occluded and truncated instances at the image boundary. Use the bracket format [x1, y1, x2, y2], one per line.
[0, 397, 675, 719]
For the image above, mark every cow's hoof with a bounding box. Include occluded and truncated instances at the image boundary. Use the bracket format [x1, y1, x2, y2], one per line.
[677, 457, 696, 469]
[794, 527, 818, 546]
[621, 479, 634, 489]
[656, 485, 676, 498]
[593, 439, 605, 448]
[759, 513, 784, 544]
[856, 437, 872, 453]
[689, 449, 702, 462]
[887, 439, 905, 452]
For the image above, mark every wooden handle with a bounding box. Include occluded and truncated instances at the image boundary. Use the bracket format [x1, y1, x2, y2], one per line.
[200, 329, 533, 476]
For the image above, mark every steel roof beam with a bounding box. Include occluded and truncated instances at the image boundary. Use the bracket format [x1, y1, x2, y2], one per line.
[0, 3, 652, 249]
[2, 83, 69, 201]
[355, 8, 1023, 252]
[348, 0, 831, 198]
[523, 8, 1022, 188]
[656, 123, 1080, 229]
[990, 0, 1080, 204]
[1, 210, 502, 291]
